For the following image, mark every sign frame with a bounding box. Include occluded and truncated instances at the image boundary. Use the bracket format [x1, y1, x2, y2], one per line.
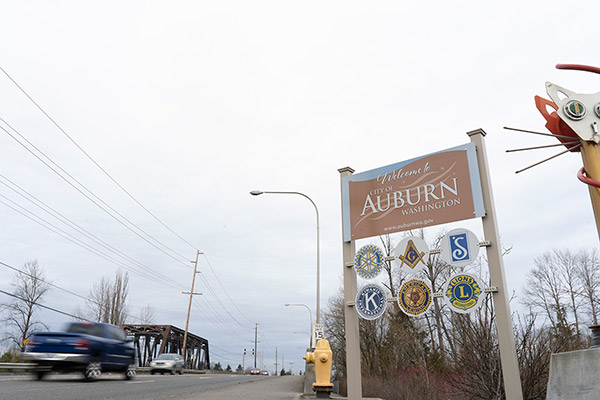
[341, 142, 485, 242]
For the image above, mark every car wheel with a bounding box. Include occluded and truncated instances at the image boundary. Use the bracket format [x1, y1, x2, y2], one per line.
[84, 362, 102, 381]
[35, 370, 46, 380]
[124, 363, 136, 380]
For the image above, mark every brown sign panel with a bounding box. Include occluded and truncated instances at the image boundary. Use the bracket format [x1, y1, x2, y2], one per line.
[341, 143, 484, 241]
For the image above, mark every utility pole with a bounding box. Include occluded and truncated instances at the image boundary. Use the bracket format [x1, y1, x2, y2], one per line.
[254, 323, 258, 368]
[282, 354, 285, 376]
[182, 250, 202, 365]
[274, 347, 278, 376]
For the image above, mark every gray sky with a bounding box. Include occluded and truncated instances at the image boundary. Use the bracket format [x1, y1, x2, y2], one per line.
[1, 1, 599, 372]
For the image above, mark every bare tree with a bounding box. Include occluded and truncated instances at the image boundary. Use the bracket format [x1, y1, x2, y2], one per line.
[576, 249, 600, 326]
[83, 270, 130, 326]
[522, 253, 566, 329]
[138, 303, 156, 324]
[555, 249, 583, 336]
[0, 260, 51, 351]
[523, 248, 600, 333]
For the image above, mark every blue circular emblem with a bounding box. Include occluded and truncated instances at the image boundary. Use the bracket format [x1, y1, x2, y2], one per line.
[354, 245, 385, 279]
[355, 284, 387, 320]
[398, 279, 432, 317]
[443, 273, 484, 314]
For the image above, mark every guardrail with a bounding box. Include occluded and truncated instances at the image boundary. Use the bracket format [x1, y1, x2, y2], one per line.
[0, 362, 36, 371]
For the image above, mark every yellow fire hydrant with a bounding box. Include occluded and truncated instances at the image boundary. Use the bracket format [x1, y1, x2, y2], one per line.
[303, 338, 333, 398]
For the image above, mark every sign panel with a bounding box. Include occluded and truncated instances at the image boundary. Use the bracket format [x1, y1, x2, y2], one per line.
[354, 244, 385, 279]
[341, 143, 484, 242]
[394, 236, 430, 274]
[311, 323, 324, 348]
[442, 273, 485, 314]
[355, 284, 388, 320]
[398, 279, 432, 317]
[440, 228, 480, 267]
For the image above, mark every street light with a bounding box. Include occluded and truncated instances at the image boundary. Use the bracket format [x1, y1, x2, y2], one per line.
[251, 190, 321, 324]
[285, 303, 313, 325]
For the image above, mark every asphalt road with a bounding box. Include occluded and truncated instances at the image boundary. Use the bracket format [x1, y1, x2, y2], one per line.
[0, 372, 305, 400]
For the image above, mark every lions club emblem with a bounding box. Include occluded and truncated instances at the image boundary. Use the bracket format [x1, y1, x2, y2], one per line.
[398, 279, 432, 316]
[443, 273, 484, 314]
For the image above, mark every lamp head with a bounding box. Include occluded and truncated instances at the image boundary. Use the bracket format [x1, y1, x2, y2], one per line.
[250, 190, 264, 196]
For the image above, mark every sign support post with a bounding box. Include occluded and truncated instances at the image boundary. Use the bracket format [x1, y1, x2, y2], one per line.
[338, 167, 362, 400]
[467, 129, 523, 400]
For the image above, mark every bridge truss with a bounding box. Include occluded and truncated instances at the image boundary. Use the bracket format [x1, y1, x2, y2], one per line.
[122, 324, 209, 369]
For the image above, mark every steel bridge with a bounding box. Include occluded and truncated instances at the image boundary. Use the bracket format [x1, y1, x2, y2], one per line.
[122, 325, 209, 369]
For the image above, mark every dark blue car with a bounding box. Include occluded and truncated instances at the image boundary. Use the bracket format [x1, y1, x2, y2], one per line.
[23, 322, 136, 381]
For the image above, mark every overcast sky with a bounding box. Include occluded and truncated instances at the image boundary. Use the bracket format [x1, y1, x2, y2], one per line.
[1, 1, 599, 372]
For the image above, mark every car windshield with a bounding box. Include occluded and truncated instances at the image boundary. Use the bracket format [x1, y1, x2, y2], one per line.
[66, 323, 104, 338]
[157, 354, 179, 360]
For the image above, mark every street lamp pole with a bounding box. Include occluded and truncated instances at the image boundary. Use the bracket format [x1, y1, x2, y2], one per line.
[285, 303, 313, 325]
[251, 190, 321, 324]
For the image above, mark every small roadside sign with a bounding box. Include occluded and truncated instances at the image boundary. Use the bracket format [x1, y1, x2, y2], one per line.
[311, 323, 324, 348]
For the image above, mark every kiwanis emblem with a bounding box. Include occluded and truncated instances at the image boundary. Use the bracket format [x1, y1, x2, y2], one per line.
[443, 273, 484, 314]
[394, 236, 429, 274]
[398, 279, 432, 317]
[355, 284, 388, 320]
[354, 244, 385, 279]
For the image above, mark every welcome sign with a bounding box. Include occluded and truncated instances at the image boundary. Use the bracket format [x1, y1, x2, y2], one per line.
[341, 143, 485, 241]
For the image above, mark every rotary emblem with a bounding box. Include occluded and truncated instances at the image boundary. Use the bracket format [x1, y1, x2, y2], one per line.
[398, 279, 432, 316]
[354, 244, 385, 279]
[443, 273, 484, 314]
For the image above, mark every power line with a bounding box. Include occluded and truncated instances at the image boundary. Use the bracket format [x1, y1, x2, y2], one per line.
[1, 260, 149, 324]
[0, 172, 185, 289]
[0, 118, 192, 269]
[0, 288, 92, 322]
[0, 195, 183, 290]
[0, 66, 199, 252]
[202, 253, 254, 326]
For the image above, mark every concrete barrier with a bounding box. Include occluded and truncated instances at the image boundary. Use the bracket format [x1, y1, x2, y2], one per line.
[546, 347, 600, 400]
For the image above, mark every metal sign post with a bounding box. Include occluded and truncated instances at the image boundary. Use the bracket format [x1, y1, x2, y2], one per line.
[467, 129, 523, 400]
[338, 167, 362, 400]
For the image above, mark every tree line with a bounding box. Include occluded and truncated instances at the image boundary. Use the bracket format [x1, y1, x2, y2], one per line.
[0, 260, 155, 358]
[324, 232, 599, 400]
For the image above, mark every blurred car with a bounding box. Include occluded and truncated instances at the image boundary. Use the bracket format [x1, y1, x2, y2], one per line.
[249, 368, 261, 375]
[260, 370, 269, 375]
[150, 353, 184, 375]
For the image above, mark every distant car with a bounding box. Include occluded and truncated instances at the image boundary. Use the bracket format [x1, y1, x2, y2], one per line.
[250, 368, 260, 375]
[260, 370, 269, 375]
[150, 353, 184, 375]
